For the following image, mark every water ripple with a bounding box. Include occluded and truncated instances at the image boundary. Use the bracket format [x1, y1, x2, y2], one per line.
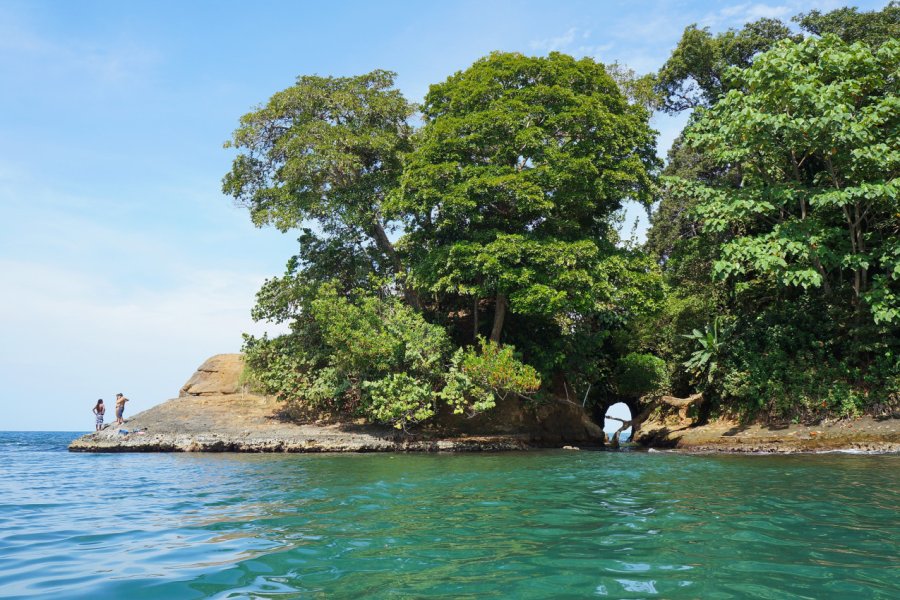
[0, 433, 897, 599]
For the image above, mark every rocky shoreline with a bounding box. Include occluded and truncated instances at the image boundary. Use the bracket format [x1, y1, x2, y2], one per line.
[67, 429, 541, 453]
[635, 405, 900, 454]
[68, 354, 900, 454]
[68, 354, 602, 453]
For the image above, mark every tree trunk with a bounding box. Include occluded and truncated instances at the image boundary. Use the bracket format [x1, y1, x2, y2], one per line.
[371, 218, 421, 310]
[473, 296, 479, 342]
[490, 293, 507, 343]
[855, 203, 868, 295]
[371, 218, 402, 273]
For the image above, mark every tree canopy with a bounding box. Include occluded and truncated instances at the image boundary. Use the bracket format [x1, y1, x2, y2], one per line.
[229, 3, 900, 432]
[794, 2, 900, 47]
[655, 18, 796, 113]
[227, 53, 663, 428]
[655, 2, 900, 114]
[399, 52, 660, 345]
[644, 9, 900, 420]
[679, 35, 899, 320]
[223, 70, 419, 305]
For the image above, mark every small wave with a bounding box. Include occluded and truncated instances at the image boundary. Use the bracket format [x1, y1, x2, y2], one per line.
[815, 448, 898, 455]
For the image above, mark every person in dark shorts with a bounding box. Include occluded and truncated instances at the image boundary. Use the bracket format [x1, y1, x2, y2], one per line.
[115, 393, 129, 425]
[93, 399, 105, 431]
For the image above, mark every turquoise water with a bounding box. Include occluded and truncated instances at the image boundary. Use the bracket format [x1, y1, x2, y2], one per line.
[1, 432, 898, 599]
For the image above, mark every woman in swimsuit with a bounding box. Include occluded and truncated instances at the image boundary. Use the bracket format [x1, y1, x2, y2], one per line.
[93, 399, 105, 431]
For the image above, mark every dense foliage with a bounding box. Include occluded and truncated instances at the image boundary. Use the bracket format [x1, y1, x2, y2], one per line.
[243, 284, 539, 430]
[645, 4, 900, 420]
[229, 53, 657, 428]
[229, 3, 900, 430]
[615, 353, 669, 397]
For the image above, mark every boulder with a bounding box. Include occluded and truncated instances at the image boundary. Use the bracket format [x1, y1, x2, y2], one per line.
[179, 354, 245, 397]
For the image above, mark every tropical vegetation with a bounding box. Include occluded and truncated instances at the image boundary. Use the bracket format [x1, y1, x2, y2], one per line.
[228, 3, 899, 430]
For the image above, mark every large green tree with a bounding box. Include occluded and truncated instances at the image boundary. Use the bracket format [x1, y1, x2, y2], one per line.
[231, 53, 666, 420]
[655, 18, 796, 113]
[655, 4, 900, 115]
[794, 2, 900, 48]
[657, 34, 900, 419]
[646, 5, 900, 417]
[398, 52, 661, 349]
[676, 35, 899, 322]
[222, 70, 420, 306]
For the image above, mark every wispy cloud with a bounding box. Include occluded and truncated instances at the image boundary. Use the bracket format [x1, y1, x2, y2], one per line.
[0, 149, 290, 428]
[529, 27, 615, 58]
[699, 3, 793, 28]
[529, 27, 580, 52]
[0, 5, 160, 86]
[0, 256, 288, 428]
[576, 42, 615, 57]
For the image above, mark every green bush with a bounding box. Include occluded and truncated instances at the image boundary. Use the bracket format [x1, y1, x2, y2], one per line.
[441, 338, 542, 418]
[244, 283, 450, 427]
[244, 285, 543, 430]
[711, 300, 900, 421]
[363, 374, 436, 432]
[616, 353, 669, 397]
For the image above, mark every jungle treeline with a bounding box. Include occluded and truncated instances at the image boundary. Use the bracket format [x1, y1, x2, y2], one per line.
[225, 3, 899, 430]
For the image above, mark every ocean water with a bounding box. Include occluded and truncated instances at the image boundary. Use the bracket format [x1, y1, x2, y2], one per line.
[1, 432, 898, 599]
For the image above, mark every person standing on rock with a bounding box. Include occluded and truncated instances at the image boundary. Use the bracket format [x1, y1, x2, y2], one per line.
[93, 399, 105, 431]
[115, 393, 129, 425]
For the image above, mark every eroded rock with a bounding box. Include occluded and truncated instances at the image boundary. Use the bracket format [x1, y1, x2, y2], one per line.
[179, 354, 245, 397]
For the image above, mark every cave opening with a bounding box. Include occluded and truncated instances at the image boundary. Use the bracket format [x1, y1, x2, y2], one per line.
[603, 402, 632, 446]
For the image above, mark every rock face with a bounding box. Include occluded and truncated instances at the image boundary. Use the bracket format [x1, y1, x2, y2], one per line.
[179, 354, 243, 397]
[69, 354, 602, 453]
[634, 400, 900, 453]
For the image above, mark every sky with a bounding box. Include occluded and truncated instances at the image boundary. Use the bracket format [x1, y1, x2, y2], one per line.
[0, 0, 886, 431]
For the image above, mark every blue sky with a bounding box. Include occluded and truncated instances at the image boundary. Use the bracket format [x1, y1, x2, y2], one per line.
[0, 0, 885, 430]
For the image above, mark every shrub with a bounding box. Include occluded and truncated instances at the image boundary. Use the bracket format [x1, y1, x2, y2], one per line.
[363, 373, 436, 432]
[244, 287, 543, 429]
[616, 353, 669, 397]
[441, 338, 542, 418]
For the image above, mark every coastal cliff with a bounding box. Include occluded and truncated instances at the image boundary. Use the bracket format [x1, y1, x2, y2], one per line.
[69, 354, 602, 452]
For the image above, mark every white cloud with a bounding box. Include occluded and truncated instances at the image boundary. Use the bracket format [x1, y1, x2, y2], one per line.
[608, 52, 664, 77]
[0, 160, 294, 430]
[529, 27, 579, 52]
[528, 27, 617, 64]
[576, 42, 615, 58]
[699, 3, 793, 28]
[0, 5, 160, 86]
[0, 257, 288, 430]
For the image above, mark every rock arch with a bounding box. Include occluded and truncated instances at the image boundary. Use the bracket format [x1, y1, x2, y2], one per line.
[596, 394, 704, 447]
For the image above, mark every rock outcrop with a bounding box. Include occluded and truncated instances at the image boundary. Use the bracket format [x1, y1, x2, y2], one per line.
[69, 354, 602, 453]
[179, 354, 244, 397]
[68, 354, 899, 453]
[634, 398, 900, 453]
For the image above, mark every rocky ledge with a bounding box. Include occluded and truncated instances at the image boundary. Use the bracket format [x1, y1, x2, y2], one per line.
[69, 354, 602, 453]
[634, 400, 900, 454]
[69, 354, 899, 454]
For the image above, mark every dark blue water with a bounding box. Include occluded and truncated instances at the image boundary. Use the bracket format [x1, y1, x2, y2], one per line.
[1, 432, 898, 599]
